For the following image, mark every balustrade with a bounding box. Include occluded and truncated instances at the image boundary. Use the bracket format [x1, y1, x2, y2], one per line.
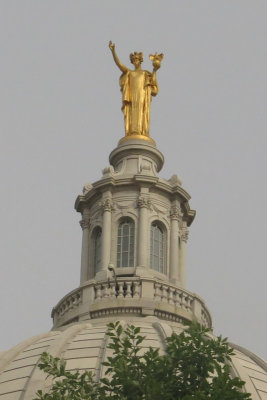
[94, 279, 141, 300]
[52, 278, 211, 329]
[53, 290, 82, 318]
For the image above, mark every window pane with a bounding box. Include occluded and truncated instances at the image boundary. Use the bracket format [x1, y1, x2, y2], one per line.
[117, 253, 121, 268]
[94, 228, 102, 273]
[122, 252, 128, 267]
[117, 219, 135, 268]
[150, 223, 165, 273]
[123, 224, 129, 236]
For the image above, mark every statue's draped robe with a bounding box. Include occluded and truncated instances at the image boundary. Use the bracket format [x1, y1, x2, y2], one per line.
[120, 69, 158, 137]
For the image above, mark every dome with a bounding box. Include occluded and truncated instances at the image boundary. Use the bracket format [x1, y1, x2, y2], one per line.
[0, 317, 267, 400]
[1, 50, 266, 400]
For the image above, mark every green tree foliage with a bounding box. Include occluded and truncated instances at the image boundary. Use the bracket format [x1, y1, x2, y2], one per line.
[34, 321, 251, 400]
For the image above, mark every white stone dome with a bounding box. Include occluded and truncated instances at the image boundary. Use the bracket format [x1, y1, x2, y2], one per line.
[1, 138, 266, 400]
[0, 317, 266, 400]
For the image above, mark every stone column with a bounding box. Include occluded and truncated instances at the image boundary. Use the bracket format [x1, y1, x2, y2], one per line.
[180, 221, 189, 288]
[100, 197, 113, 271]
[169, 204, 181, 283]
[137, 194, 150, 268]
[79, 209, 90, 284]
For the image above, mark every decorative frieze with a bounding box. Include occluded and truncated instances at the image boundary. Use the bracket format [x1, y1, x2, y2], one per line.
[90, 307, 142, 319]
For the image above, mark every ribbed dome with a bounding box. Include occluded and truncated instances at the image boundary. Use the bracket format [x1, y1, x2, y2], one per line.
[0, 317, 266, 400]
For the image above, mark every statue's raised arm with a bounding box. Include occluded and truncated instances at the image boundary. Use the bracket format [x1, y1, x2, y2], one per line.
[109, 41, 128, 74]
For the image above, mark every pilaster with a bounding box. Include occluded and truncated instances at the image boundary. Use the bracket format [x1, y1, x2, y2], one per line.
[80, 209, 90, 284]
[100, 194, 113, 274]
[137, 189, 151, 268]
[179, 221, 189, 287]
[169, 203, 182, 284]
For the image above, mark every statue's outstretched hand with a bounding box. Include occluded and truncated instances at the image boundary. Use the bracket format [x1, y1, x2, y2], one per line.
[109, 41, 115, 51]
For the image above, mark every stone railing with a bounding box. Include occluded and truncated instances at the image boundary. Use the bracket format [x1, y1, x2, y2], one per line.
[154, 282, 193, 312]
[52, 289, 82, 321]
[52, 277, 212, 329]
[94, 278, 141, 300]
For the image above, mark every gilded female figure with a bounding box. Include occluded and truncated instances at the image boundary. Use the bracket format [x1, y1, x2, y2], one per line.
[109, 41, 163, 139]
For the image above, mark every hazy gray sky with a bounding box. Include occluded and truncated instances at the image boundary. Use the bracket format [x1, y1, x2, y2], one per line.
[1, 1, 266, 360]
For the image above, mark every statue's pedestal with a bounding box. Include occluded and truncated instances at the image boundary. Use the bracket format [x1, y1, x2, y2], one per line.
[109, 138, 164, 177]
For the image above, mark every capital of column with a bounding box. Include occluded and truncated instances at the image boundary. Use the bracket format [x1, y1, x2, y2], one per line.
[170, 204, 183, 221]
[79, 218, 90, 230]
[137, 195, 151, 209]
[101, 198, 114, 213]
[181, 226, 189, 243]
[80, 209, 90, 230]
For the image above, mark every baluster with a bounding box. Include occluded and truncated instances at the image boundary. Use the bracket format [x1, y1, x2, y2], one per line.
[95, 285, 102, 300]
[172, 290, 178, 306]
[176, 290, 182, 308]
[133, 281, 140, 298]
[125, 281, 132, 298]
[187, 297, 193, 312]
[117, 281, 124, 298]
[110, 282, 116, 298]
[103, 283, 109, 298]
[154, 283, 162, 301]
[162, 285, 168, 303]
[168, 287, 175, 304]
[183, 295, 188, 311]
[180, 292, 186, 309]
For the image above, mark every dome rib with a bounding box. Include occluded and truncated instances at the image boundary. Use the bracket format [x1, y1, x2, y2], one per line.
[1, 319, 267, 400]
[23, 323, 91, 400]
[0, 332, 58, 375]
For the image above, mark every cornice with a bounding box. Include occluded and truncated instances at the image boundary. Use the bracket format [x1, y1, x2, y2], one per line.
[75, 174, 196, 224]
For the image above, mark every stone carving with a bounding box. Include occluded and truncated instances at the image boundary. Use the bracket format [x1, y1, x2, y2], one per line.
[170, 204, 183, 220]
[91, 308, 142, 320]
[82, 183, 92, 195]
[114, 200, 136, 211]
[102, 165, 114, 176]
[79, 218, 90, 230]
[168, 174, 182, 186]
[101, 198, 114, 212]
[137, 195, 151, 209]
[80, 210, 90, 230]
[140, 159, 152, 174]
[150, 202, 168, 215]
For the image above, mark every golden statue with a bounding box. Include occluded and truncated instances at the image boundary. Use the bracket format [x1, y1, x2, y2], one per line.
[109, 41, 163, 144]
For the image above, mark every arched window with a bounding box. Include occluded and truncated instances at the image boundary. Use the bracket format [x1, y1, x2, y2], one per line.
[117, 218, 135, 268]
[93, 227, 102, 273]
[150, 222, 165, 273]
